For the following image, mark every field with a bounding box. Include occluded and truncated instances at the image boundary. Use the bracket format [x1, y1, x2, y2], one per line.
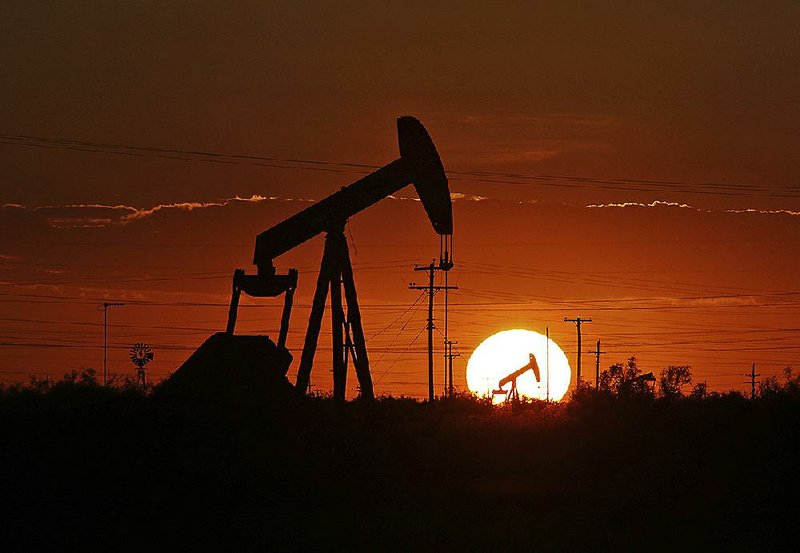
[2, 377, 799, 551]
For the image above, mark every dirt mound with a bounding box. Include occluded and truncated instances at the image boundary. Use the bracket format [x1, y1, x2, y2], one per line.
[157, 332, 294, 403]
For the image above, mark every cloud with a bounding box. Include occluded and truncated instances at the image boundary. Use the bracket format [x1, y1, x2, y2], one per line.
[12, 194, 289, 228]
[37, 203, 137, 212]
[585, 200, 800, 217]
[724, 208, 800, 216]
[387, 195, 421, 202]
[229, 195, 279, 203]
[388, 193, 490, 203]
[117, 194, 285, 222]
[585, 200, 700, 210]
[47, 217, 114, 228]
[118, 201, 228, 222]
[450, 192, 489, 202]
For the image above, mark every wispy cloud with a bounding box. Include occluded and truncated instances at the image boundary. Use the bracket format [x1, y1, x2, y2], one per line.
[118, 201, 228, 222]
[724, 208, 800, 216]
[46, 217, 114, 228]
[585, 200, 800, 217]
[387, 193, 490, 203]
[7, 191, 484, 229]
[13, 194, 288, 228]
[450, 192, 489, 202]
[585, 200, 701, 211]
[387, 195, 420, 202]
[38, 203, 138, 212]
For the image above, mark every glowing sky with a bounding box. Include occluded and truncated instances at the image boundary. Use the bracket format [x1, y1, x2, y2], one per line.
[1, 2, 800, 397]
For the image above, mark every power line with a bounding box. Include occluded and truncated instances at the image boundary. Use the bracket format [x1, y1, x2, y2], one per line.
[366, 291, 427, 342]
[372, 295, 429, 383]
[3, 132, 798, 199]
[374, 325, 427, 386]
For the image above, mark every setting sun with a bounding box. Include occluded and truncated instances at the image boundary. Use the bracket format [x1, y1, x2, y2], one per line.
[466, 329, 572, 402]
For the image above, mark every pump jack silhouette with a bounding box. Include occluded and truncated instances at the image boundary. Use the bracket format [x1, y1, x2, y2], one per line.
[493, 354, 541, 403]
[225, 117, 453, 400]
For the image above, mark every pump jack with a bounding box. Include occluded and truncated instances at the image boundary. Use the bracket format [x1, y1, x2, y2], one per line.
[492, 354, 541, 403]
[225, 117, 453, 400]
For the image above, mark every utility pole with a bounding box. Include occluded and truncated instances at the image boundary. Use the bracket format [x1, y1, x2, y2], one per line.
[588, 339, 606, 389]
[98, 302, 124, 386]
[745, 362, 760, 400]
[546, 326, 550, 402]
[444, 340, 460, 397]
[443, 265, 451, 398]
[409, 260, 457, 402]
[564, 316, 592, 386]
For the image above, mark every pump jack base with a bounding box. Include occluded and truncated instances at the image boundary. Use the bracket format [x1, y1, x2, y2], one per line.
[157, 332, 294, 404]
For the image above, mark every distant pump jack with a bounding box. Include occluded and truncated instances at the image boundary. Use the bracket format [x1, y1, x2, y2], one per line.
[493, 354, 541, 403]
[225, 117, 453, 401]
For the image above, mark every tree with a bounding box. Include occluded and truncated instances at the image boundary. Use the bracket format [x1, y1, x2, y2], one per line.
[658, 365, 692, 398]
[60, 367, 99, 386]
[783, 366, 800, 398]
[758, 375, 782, 398]
[689, 381, 708, 400]
[757, 367, 800, 400]
[598, 356, 651, 397]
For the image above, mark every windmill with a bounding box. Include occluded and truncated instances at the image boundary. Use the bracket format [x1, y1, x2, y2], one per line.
[130, 343, 154, 390]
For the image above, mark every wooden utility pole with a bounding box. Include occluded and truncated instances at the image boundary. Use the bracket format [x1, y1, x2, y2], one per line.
[745, 362, 760, 400]
[445, 340, 460, 397]
[409, 261, 457, 401]
[564, 316, 592, 386]
[588, 339, 606, 389]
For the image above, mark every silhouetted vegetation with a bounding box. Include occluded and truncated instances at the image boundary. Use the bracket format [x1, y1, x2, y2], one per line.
[1, 367, 799, 551]
[658, 364, 693, 398]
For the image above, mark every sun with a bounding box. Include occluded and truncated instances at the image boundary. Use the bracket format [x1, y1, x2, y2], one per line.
[466, 329, 572, 402]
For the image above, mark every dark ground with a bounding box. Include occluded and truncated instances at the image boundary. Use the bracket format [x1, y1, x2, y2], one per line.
[1, 383, 799, 552]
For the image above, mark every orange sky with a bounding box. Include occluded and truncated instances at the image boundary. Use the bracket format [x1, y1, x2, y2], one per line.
[2, 2, 800, 397]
